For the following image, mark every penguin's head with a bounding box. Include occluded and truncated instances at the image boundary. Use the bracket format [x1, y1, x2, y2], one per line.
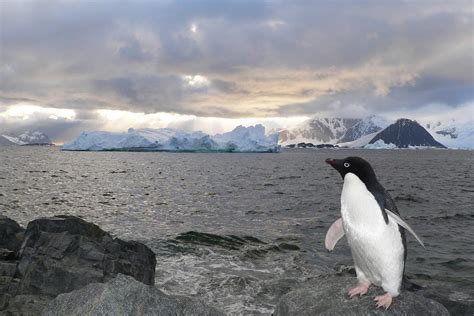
[325, 156, 377, 183]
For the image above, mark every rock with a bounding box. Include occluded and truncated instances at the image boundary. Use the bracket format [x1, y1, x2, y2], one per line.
[0, 261, 17, 277]
[0, 215, 157, 314]
[0, 249, 17, 260]
[42, 274, 222, 316]
[15, 215, 156, 297]
[4, 294, 52, 315]
[274, 274, 449, 316]
[411, 282, 474, 316]
[0, 215, 25, 254]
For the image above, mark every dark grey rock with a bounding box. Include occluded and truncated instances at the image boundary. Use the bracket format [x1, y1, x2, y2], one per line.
[4, 294, 52, 315]
[0, 215, 157, 315]
[15, 215, 156, 297]
[0, 215, 25, 254]
[42, 274, 223, 316]
[0, 261, 17, 277]
[274, 274, 449, 316]
[411, 281, 474, 316]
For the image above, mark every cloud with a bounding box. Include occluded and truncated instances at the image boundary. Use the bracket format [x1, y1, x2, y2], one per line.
[182, 75, 211, 89]
[0, 105, 96, 143]
[0, 0, 472, 140]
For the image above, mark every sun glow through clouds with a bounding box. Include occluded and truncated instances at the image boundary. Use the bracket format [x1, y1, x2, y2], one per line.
[94, 109, 308, 135]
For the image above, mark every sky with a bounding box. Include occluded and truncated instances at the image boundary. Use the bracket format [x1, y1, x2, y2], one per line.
[0, 0, 473, 142]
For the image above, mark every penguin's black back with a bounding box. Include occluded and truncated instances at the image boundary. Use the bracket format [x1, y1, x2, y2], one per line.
[368, 181, 408, 265]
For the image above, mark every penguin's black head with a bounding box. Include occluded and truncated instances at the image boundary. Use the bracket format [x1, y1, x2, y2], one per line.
[325, 156, 377, 184]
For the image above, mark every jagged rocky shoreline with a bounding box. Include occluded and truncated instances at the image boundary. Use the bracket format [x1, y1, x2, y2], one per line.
[0, 215, 449, 315]
[0, 215, 218, 315]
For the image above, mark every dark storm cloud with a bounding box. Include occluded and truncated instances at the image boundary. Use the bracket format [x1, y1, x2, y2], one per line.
[118, 38, 152, 62]
[0, 96, 38, 106]
[92, 74, 186, 113]
[94, 78, 139, 102]
[278, 75, 474, 118]
[0, 0, 472, 118]
[212, 79, 241, 93]
[388, 77, 474, 107]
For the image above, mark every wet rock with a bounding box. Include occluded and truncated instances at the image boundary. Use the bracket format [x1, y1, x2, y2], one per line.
[0, 215, 156, 314]
[15, 215, 156, 297]
[0, 249, 17, 260]
[5, 294, 52, 315]
[278, 243, 300, 251]
[411, 282, 474, 316]
[274, 274, 449, 316]
[42, 274, 223, 316]
[0, 261, 17, 277]
[0, 215, 25, 254]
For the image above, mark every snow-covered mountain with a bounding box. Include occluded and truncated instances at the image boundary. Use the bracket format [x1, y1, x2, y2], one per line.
[422, 119, 474, 149]
[367, 119, 446, 148]
[278, 115, 389, 145]
[0, 131, 52, 145]
[0, 136, 16, 146]
[62, 125, 280, 152]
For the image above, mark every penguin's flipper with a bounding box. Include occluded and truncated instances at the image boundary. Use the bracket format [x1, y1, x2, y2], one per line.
[325, 218, 345, 251]
[385, 209, 425, 248]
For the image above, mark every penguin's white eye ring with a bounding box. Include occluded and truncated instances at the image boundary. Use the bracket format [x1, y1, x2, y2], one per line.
[344, 162, 350, 168]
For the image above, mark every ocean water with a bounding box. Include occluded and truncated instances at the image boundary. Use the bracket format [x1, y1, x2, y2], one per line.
[0, 146, 472, 314]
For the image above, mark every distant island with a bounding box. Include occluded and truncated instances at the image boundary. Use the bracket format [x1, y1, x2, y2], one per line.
[0, 131, 54, 146]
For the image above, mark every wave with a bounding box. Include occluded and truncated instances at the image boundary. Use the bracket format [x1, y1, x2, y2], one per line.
[175, 231, 266, 250]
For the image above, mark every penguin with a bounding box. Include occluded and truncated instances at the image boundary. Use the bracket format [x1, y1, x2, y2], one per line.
[324, 156, 424, 309]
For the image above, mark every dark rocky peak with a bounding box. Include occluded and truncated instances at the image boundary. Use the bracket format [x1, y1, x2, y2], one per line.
[369, 118, 446, 148]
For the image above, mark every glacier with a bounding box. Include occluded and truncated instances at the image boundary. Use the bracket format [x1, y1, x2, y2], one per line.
[336, 132, 380, 148]
[62, 125, 280, 153]
[422, 120, 474, 149]
[364, 140, 398, 149]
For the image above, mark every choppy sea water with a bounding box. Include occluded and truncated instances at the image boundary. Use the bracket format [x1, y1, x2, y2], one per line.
[0, 146, 472, 314]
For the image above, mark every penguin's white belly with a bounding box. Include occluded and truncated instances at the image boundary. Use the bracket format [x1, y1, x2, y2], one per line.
[341, 173, 404, 296]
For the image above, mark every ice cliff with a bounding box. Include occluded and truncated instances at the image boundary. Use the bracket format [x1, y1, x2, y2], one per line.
[62, 125, 280, 153]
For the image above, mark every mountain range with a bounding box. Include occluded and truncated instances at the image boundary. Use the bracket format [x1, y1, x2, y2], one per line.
[277, 115, 473, 149]
[1, 117, 472, 149]
[0, 131, 53, 146]
[278, 115, 389, 145]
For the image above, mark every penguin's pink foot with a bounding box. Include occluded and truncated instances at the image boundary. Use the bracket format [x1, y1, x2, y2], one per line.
[374, 292, 393, 310]
[348, 282, 370, 298]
